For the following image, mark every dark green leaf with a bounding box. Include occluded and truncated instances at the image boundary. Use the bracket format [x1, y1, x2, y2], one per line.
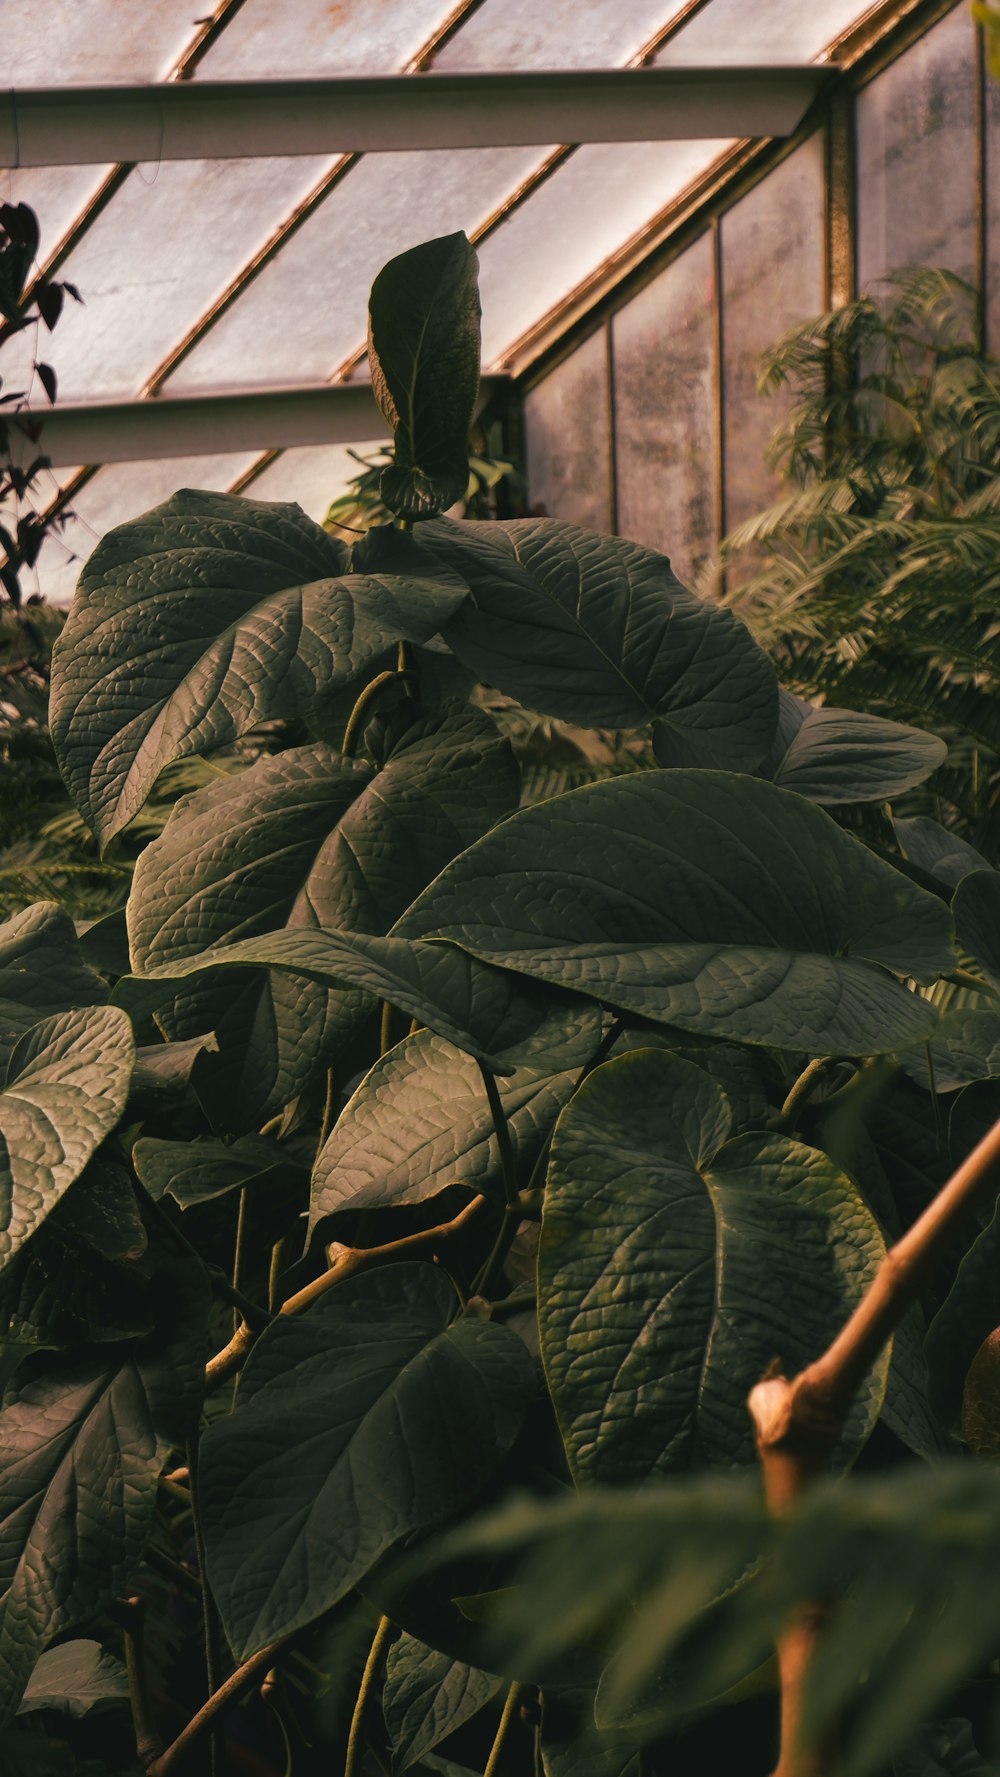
[0, 1728, 73, 1775]
[418, 519, 776, 757]
[925, 1193, 1000, 1428]
[894, 818, 990, 889]
[954, 869, 1000, 991]
[0, 1007, 135, 1268]
[368, 232, 481, 518]
[310, 1003, 599, 1233]
[767, 703, 946, 805]
[50, 489, 469, 846]
[0, 1243, 209, 1720]
[383, 1632, 502, 1771]
[133, 1132, 305, 1208]
[899, 1002, 1000, 1092]
[127, 742, 370, 1125]
[199, 1262, 536, 1656]
[18, 1640, 129, 1717]
[397, 771, 955, 1055]
[539, 1050, 887, 1481]
[541, 1685, 643, 1777]
[115, 929, 556, 1076]
[893, 1719, 994, 1777]
[0, 902, 107, 1074]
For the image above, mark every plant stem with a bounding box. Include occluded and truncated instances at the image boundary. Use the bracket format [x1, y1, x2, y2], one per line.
[206, 1196, 490, 1386]
[231, 1186, 249, 1330]
[317, 1065, 338, 1156]
[342, 669, 404, 757]
[345, 1615, 394, 1777]
[380, 999, 395, 1057]
[749, 1110, 1000, 1777]
[116, 1596, 163, 1768]
[484, 1681, 524, 1777]
[145, 1639, 289, 1777]
[186, 1436, 222, 1775]
[775, 1057, 833, 1133]
[478, 1062, 519, 1208]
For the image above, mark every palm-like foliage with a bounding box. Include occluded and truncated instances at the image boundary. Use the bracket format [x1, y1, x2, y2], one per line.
[723, 267, 1000, 850]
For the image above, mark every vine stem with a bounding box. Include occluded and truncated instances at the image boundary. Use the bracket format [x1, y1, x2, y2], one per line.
[478, 1062, 520, 1208]
[205, 1197, 489, 1387]
[114, 1597, 163, 1767]
[774, 1056, 833, 1133]
[749, 1110, 1000, 1777]
[186, 1436, 222, 1775]
[345, 1615, 394, 1777]
[484, 1680, 524, 1777]
[144, 1639, 288, 1777]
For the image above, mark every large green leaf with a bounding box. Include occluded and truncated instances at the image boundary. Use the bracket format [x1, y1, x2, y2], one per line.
[418, 518, 777, 758]
[397, 771, 955, 1055]
[764, 697, 946, 805]
[18, 1640, 129, 1718]
[310, 1003, 599, 1234]
[0, 1007, 135, 1268]
[50, 489, 470, 846]
[0, 1244, 208, 1720]
[127, 742, 370, 1125]
[133, 1131, 305, 1209]
[0, 1150, 154, 1350]
[0, 903, 107, 1074]
[924, 1194, 1000, 1429]
[115, 929, 557, 1076]
[539, 1050, 887, 1482]
[953, 869, 1000, 990]
[127, 712, 518, 1127]
[894, 818, 990, 889]
[368, 232, 481, 519]
[199, 1263, 536, 1657]
[383, 1632, 502, 1772]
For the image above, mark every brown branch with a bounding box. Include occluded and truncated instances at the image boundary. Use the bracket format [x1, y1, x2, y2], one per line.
[144, 1639, 287, 1776]
[748, 1111, 1000, 1777]
[204, 1196, 489, 1387]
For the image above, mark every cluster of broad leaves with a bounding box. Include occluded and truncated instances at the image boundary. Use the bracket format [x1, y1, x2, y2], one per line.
[3, 230, 1000, 1775]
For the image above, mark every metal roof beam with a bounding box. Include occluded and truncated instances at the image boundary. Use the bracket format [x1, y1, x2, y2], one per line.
[0, 68, 830, 167]
[8, 382, 510, 468]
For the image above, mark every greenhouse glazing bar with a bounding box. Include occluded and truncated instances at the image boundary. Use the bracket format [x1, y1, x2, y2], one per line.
[5, 383, 462, 468]
[0, 68, 831, 167]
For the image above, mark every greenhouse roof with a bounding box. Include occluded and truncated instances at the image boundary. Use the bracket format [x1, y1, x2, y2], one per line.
[0, 0, 938, 599]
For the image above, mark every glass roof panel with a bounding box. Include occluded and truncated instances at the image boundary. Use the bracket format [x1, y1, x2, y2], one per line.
[6, 0, 205, 85]
[33, 453, 260, 606]
[164, 145, 550, 395]
[655, 0, 870, 65]
[241, 442, 387, 523]
[1, 166, 113, 262]
[477, 138, 731, 367]
[196, 0, 462, 79]
[35, 155, 337, 403]
[433, 0, 684, 70]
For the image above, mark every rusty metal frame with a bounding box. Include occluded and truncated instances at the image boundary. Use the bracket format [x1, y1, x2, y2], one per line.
[510, 0, 967, 388]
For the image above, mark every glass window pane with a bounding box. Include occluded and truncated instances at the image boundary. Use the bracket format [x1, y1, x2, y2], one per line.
[33, 453, 259, 607]
[613, 232, 717, 584]
[435, 0, 685, 70]
[6, 0, 203, 84]
[32, 156, 336, 403]
[165, 145, 549, 395]
[524, 329, 611, 534]
[856, 7, 978, 290]
[242, 442, 387, 525]
[0, 167, 113, 263]
[197, 0, 460, 78]
[478, 139, 732, 368]
[655, 0, 868, 65]
[721, 133, 825, 532]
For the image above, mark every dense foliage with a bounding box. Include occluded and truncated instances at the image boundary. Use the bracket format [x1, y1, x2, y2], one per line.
[722, 267, 1000, 850]
[4, 231, 1000, 1777]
